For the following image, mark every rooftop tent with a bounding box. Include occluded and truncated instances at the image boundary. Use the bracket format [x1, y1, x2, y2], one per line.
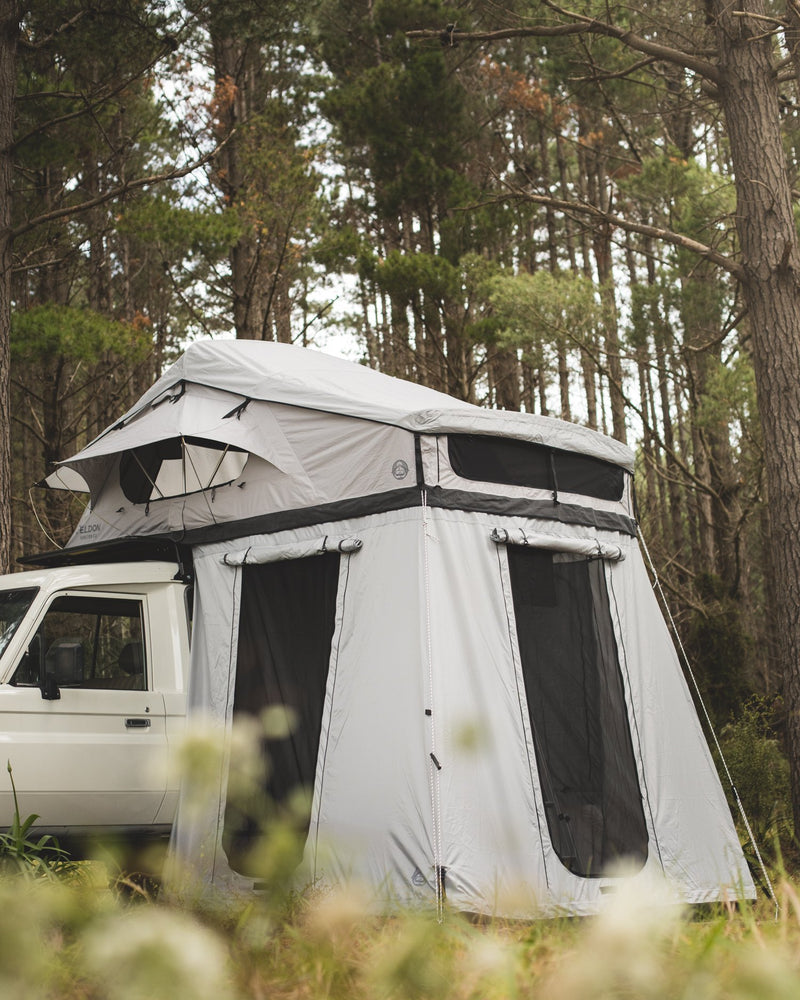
[50, 381, 302, 495]
[55, 340, 755, 916]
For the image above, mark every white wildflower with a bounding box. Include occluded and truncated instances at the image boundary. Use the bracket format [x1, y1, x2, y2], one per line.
[82, 906, 236, 1000]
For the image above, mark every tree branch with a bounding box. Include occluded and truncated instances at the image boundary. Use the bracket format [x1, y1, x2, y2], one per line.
[17, 9, 89, 51]
[406, 8, 721, 86]
[484, 182, 743, 279]
[10, 136, 228, 241]
[12, 39, 175, 154]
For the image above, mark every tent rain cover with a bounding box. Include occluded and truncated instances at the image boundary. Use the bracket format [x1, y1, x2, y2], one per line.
[55, 340, 755, 916]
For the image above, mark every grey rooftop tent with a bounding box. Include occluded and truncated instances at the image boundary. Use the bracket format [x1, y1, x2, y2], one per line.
[54, 339, 754, 916]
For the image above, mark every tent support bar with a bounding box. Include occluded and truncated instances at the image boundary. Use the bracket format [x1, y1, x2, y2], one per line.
[130, 449, 165, 501]
[490, 527, 624, 560]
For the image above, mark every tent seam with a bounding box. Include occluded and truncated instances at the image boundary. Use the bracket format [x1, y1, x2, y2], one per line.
[211, 562, 241, 885]
[310, 550, 351, 883]
[495, 543, 552, 899]
[421, 491, 444, 920]
[606, 566, 664, 872]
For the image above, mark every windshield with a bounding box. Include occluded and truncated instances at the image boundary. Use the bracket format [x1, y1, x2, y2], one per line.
[0, 588, 38, 660]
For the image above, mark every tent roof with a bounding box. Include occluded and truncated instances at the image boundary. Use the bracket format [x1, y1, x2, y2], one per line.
[70, 340, 635, 472]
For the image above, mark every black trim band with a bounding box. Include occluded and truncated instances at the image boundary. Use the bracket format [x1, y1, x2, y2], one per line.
[19, 537, 189, 569]
[29, 486, 636, 566]
[173, 486, 635, 544]
[424, 487, 636, 535]
[174, 487, 425, 545]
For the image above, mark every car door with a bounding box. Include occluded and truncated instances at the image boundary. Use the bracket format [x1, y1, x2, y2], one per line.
[0, 589, 168, 832]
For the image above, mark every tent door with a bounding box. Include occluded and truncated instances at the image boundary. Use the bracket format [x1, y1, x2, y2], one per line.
[222, 552, 341, 875]
[504, 546, 648, 879]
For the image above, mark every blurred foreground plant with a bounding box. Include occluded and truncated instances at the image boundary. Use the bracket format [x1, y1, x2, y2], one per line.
[7, 712, 800, 999]
[0, 761, 72, 880]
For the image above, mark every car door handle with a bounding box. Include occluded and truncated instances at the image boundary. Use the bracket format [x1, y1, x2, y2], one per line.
[125, 718, 151, 729]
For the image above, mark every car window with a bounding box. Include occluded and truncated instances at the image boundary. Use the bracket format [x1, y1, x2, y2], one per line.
[0, 588, 38, 659]
[12, 594, 146, 691]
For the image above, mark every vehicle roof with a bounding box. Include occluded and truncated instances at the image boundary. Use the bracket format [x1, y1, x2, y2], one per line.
[0, 561, 183, 592]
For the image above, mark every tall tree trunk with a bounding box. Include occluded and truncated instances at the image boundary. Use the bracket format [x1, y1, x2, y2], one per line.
[540, 120, 571, 420]
[0, 0, 18, 574]
[712, 0, 800, 831]
[211, 34, 265, 341]
[652, 317, 686, 569]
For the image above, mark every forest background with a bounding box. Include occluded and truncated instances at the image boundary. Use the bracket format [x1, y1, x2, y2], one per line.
[0, 0, 797, 848]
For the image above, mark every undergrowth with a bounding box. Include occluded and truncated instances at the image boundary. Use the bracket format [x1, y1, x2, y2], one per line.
[3, 719, 799, 998]
[0, 762, 74, 881]
[2, 864, 800, 999]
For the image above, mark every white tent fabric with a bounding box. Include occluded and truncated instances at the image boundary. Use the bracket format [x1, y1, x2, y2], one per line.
[42, 466, 90, 493]
[63, 340, 635, 473]
[608, 545, 752, 900]
[44, 339, 753, 914]
[61, 403, 416, 546]
[144, 441, 247, 500]
[172, 508, 754, 913]
[53, 384, 304, 495]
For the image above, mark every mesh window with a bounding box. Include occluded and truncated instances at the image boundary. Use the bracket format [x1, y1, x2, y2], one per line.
[119, 436, 247, 503]
[448, 434, 625, 501]
[508, 547, 648, 876]
[223, 553, 340, 875]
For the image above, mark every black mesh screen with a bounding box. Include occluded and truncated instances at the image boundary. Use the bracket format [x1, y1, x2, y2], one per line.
[508, 547, 648, 876]
[119, 436, 246, 503]
[120, 438, 181, 502]
[222, 552, 340, 874]
[448, 434, 625, 501]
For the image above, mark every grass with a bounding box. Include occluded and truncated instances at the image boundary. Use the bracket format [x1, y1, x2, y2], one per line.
[2, 860, 800, 999]
[3, 710, 797, 999]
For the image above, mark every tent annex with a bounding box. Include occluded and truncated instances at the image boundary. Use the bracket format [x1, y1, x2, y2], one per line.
[53, 339, 755, 917]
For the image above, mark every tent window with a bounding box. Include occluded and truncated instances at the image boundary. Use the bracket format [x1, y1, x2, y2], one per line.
[508, 547, 647, 877]
[222, 552, 340, 875]
[448, 434, 625, 501]
[119, 436, 248, 503]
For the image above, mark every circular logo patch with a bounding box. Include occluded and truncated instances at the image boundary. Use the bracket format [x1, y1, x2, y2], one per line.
[392, 459, 410, 480]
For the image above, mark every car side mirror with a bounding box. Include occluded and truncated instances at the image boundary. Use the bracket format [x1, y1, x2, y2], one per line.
[29, 634, 57, 701]
[40, 672, 60, 701]
[42, 639, 83, 697]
